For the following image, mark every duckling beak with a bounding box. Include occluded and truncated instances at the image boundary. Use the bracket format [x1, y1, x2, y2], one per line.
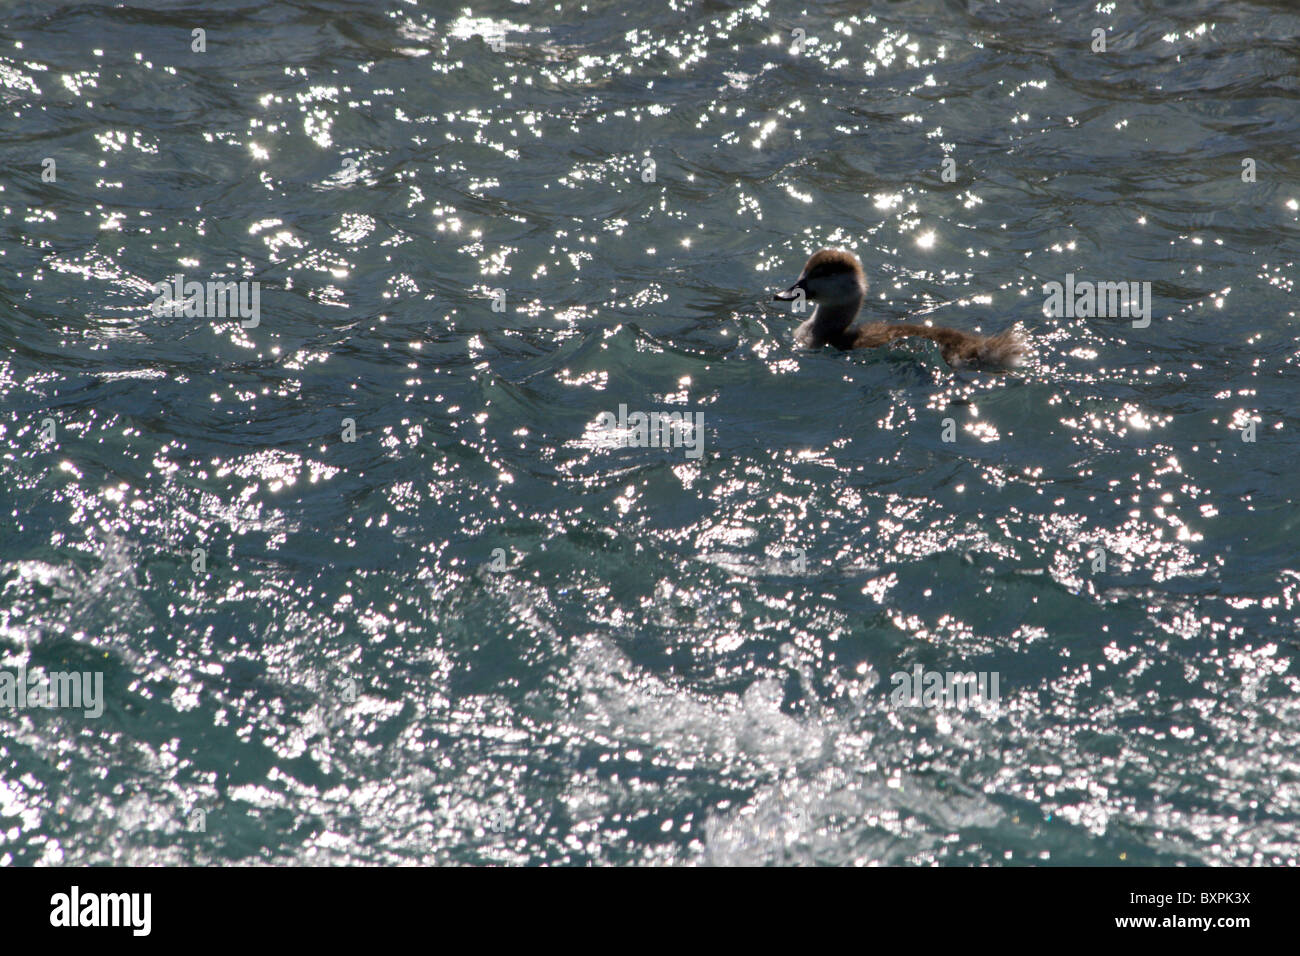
[773, 278, 806, 301]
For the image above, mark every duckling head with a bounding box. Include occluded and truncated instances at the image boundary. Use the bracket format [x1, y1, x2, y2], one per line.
[773, 248, 867, 309]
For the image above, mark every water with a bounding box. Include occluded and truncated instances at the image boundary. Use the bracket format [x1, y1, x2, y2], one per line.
[1, 0, 1298, 866]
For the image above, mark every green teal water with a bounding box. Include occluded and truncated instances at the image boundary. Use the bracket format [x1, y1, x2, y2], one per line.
[1, 0, 1298, 865]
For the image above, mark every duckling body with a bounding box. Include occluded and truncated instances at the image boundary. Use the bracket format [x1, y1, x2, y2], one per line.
[774, 249, 1024, 368]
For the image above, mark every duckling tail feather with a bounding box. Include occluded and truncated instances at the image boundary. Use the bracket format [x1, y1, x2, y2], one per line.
[971, 327, 1027, 368]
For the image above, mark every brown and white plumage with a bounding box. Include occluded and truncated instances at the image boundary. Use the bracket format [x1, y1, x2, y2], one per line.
[773, 248, 1025, 369]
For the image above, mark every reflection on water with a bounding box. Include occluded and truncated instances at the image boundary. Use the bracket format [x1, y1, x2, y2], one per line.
[1, 0, 1298, 865]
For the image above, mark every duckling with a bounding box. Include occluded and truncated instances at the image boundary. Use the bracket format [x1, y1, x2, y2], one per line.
[773, 248, 1025, 368]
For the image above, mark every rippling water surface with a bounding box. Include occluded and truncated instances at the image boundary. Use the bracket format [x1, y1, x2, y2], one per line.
[2, 0, 1299, 865]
